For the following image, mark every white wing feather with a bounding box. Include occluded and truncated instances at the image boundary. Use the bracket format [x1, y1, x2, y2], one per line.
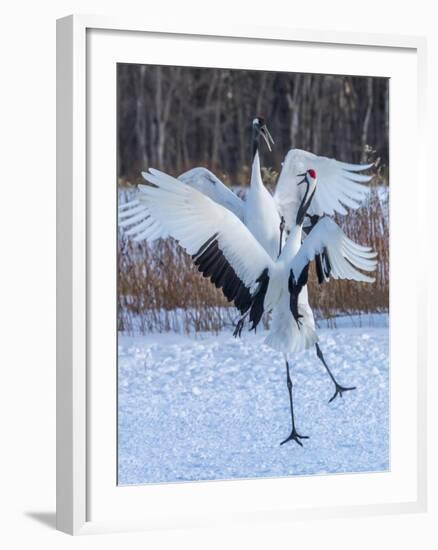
[273, 149, 373, 230]
[178, 167, 244, 220]
[137, 168, 273, 294]
[118, 167, 244, 240]
[290, 217, 377, 283]
[118, 188, 170, 241]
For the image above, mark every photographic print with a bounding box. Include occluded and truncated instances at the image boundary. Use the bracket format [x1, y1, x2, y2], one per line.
[117, 64, 389, 485]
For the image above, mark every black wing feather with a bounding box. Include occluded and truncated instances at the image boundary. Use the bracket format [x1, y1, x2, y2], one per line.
[249, 268, 270, 331]
[288, 264, 310, 326]
[192, 236, 253, 315]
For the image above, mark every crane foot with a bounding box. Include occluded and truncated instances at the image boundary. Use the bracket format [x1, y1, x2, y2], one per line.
[328, 384, 356, 403]
[280, 429, 309, 447]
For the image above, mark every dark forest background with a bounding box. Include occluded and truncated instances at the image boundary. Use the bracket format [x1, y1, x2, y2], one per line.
[117, 65, 389, 183]
[117, 64, 389, 334]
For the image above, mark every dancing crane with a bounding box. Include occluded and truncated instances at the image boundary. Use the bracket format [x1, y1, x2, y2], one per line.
[125, 167, 377, 445]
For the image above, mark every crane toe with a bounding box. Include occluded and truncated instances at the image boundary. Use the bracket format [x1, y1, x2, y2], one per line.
[328, 384, 356, 403]
[280, 429, 309, 447]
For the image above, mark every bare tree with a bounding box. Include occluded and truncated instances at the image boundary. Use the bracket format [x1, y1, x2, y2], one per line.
[117, 65, 389, 183]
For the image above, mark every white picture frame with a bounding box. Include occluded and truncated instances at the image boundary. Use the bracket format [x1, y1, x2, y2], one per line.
[56, 14, 428, 535]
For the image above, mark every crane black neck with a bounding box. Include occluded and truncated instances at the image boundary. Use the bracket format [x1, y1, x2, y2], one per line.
[296, 180, 315, 226]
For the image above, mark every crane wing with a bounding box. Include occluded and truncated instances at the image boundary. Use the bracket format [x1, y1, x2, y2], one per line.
[128, 168, 274, 314]
[289, 216, 377, 285]
[118, 167, 244, 240]
[178, 167, 244, 220]
[118, 191, 170, 241]
[273, 149, 373, 230]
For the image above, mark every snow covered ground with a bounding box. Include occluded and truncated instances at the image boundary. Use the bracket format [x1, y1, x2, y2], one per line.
[118, 315, 389, 485]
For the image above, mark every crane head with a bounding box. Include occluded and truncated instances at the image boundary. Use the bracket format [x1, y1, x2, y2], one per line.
[297, 169, 317, 186]
[252, 117, 274, 152]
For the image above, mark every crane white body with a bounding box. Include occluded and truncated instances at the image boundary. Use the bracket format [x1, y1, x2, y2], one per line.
[244, 153, 281, 260]
[264, 226, 317, 353]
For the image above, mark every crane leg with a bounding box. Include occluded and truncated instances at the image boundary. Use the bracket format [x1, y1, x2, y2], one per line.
[280, 357, 309, 446]
[233, 310, 249, 338]
[315, 343, 356, 403]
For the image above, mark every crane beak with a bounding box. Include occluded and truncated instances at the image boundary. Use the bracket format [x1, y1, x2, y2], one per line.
[260, 124, 274, 152]
[297, 172, 308, 185]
